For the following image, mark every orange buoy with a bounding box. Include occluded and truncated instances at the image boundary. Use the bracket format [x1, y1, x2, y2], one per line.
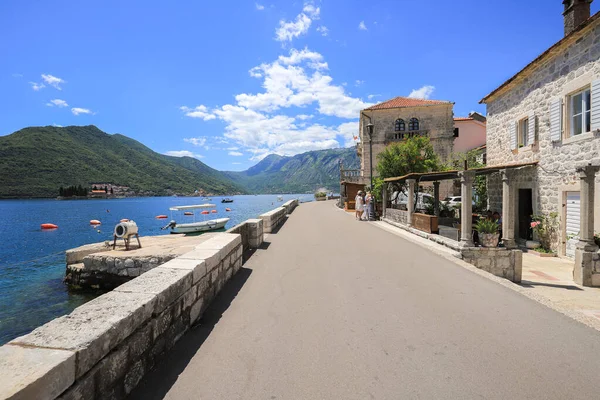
[201, 210, 209, 215]
[184, 212, 193, 216]
[41, 223, 58, 230]
[211, 210, 217, 213]
[90, 220, 101, 225]
[225, 208, 231, 212]
[120, 218, 129, 222]
[156, 215, 168, 219]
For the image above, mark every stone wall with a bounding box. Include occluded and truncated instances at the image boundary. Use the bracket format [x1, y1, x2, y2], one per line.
[485, 20, 600, 254]
[227, 218, 264, 252]
[0, 233, 243, 400]
[359, 104, 455, 181]
[386, 208, 409, 225]
[282, 199, 299, 214]
[260, 207, 287, 233]
[460, 248, 523, 283]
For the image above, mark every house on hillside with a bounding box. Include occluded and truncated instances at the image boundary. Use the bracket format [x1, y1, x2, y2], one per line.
[480, 0, 600, 285]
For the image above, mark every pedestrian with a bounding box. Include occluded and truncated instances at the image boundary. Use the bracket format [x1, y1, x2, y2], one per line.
[355, 191, 364, 220]
[364, 192, 372, 221]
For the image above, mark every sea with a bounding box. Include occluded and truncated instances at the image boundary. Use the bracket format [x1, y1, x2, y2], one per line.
[0, 194, 314, 345]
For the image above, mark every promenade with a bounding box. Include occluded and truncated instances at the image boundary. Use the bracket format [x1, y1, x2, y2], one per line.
[131, 200, 600, 400]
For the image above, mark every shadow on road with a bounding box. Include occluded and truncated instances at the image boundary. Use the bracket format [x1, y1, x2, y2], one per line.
[128, 266, 253, 400]
[520, 281, 584, 291]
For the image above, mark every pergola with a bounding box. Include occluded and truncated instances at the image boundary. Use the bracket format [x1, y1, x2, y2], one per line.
[381, 161, 538, 247]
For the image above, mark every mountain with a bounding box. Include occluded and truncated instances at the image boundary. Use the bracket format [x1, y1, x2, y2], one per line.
[225, 147, 360, 194]
[0, 125, 246, 198]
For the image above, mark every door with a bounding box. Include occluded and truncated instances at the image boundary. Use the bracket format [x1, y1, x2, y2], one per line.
[565, 191, 580, 258]
[518, 189, 533, 240]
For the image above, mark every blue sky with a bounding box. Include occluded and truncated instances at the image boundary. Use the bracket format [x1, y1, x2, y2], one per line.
[1, 0, 599, 171]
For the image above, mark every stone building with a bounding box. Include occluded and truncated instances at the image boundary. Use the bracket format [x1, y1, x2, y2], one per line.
[358, 96, 456, 184]
[481, 0, 600, 267]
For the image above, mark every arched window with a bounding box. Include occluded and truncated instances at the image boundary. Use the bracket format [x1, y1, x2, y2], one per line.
[409, 118, 419, 131]
[394, 119, 405, 131]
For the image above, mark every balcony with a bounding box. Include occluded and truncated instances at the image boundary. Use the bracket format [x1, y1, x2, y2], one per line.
[385, 130, 429, 144]
[340, 169, 365, 184]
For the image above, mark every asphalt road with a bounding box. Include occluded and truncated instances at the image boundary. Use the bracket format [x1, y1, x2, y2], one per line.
[130, 200, 600, 400]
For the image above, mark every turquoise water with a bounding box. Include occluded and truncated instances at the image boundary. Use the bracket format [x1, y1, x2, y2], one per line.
[0, 194, 313, 345]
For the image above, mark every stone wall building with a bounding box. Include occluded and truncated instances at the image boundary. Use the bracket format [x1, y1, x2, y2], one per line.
[358, 97, 456, 185]
[481, 0, 600, 259]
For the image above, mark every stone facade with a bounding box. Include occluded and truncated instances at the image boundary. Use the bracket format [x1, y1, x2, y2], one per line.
[359, 102, 455, 183]
[385, 208, 409, 225]
[461, 248, 523, 283]
[483, 17, 600, 256]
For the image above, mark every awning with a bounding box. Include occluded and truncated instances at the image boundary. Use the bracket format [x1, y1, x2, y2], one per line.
[383, 161, 538, 183]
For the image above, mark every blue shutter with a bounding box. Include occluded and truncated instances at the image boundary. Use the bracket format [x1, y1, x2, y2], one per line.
[591, 79, 600, 132]
[550, 98, 563, 142]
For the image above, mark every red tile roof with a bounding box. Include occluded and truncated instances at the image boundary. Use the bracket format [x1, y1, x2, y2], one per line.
[364, 96, 452, 111]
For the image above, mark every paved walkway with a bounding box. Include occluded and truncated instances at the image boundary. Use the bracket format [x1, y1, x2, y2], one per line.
[131, 200, 600, 400]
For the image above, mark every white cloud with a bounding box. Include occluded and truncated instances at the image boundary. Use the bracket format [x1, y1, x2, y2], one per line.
[180, 105, 216, 120]
[164, 150, 204, 158]
[30, 82, 45, 91]
[46, 99, 68, 107]
[232, 162, 242, 165]
[358, 21, 367, 31]
[41, 74, 65, 90]
[182, 48, 371, 159]
[275, 2, 320, 43]
[229, 151, 244, 156]
[408, 85, 435, 99]
[183, 137, 207, 147]
[255, 3, 264, 10]
[367, 94, 381, 100]
[316, 26, 329, 36]
[355, 80, 364, 86]
[71, 107, 93, 116]
[52, 123, 63, 127]
[227, 146, 239, 151]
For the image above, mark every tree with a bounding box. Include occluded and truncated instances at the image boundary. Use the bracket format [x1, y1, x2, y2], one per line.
[59, 186, 64, 196]
[376, 136, 440, 179]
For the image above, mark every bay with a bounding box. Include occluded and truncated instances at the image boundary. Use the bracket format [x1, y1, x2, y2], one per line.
[0, 194, 313, 345]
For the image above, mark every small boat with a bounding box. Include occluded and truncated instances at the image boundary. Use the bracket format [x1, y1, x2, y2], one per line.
[221, 198, 234, 203]
[41, 223, 58, 230]
[277, 195, 284, 202]
[120, 218, 129, 222]
[225, 208, 231, 212]
[156, 215, 168, 219]
[90, 219, 101, 225]
[211, 210, 217, 213]
[184, 212, 193, 216]
[161, 204, 229, 234]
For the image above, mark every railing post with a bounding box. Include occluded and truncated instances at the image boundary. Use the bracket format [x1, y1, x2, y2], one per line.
[458, 171, 475, 247]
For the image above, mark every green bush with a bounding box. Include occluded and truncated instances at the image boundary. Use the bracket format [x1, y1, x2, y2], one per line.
[475, 218, 499, 234]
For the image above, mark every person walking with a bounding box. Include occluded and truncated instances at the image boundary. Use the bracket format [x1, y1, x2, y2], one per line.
[364, 192, 374, 221]
[355, 191, 364, 220]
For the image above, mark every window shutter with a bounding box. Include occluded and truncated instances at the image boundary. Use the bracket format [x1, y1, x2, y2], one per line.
[550, 98, 563, 142]
[528, 111, 536, 144]
[591, 79, 600, 132]
[509, 121, 517, 150]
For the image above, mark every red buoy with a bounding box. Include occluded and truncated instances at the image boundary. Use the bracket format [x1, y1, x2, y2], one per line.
[41, 223, 58, 230]
[211, 210, 217, 213]
[90, 219, 101, 225]
[225, 208, 231, 212]
[201, 210, 209, 215]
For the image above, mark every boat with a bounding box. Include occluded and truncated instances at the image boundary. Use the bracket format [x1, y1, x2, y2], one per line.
[155, 215, 168, 219]
[161, 204, 229, 234]
[183, 211, 193, 216]
[41, 223, 58, 230]
[221, 198, 234, 203]
[90, 219, 101, 225]
[277, 195, 284, 202]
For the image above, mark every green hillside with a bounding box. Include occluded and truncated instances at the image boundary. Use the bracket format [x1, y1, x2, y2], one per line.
[0, 125, 246, 198]
[225, 147, 360, 194]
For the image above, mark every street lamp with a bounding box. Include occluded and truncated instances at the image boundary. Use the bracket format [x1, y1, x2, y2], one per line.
[366, 122, 374, 190]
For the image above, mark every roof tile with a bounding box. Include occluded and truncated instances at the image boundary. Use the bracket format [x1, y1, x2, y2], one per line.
[365, 96, 451, 111]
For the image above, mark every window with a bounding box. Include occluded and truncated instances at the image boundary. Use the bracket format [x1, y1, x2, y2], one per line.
[394, 119, 405, 131]
[518, 117, 529, 147]
[569, 88, 591, 137]
[409, 118, 419, 131]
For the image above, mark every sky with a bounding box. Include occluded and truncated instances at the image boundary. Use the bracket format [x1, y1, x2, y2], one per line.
[1, 0, 599, 171]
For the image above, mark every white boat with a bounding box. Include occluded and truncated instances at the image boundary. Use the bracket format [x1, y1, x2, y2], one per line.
[161, 204, 229, 234]
[277, 195, 284, 202]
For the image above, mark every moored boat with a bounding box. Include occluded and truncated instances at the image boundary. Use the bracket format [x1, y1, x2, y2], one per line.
[221, 198, 234, 203]
[161, 204, 229, 234]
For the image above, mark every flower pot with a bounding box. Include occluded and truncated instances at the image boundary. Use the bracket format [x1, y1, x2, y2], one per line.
[526, 240, 541, 249]
[480, 233, 499, 248]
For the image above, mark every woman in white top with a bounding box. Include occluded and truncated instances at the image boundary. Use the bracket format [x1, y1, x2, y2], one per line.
[355, 191, 364, 220]
[364, 192, 372, 221]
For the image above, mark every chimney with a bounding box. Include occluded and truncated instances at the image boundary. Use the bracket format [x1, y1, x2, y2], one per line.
[563, 0, 593, 36]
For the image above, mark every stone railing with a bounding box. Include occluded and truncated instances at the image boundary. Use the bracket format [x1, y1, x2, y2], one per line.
[281, 199, 299, 214]
[461, 248, 522, 283]
[0, 233, 243, 400]
[385, 208, 409, 225]
[226, 218, 263, 252]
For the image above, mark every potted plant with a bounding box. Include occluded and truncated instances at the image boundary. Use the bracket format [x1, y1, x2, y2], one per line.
[529, 213, 558, 256]
[475, 218, 500, 248]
